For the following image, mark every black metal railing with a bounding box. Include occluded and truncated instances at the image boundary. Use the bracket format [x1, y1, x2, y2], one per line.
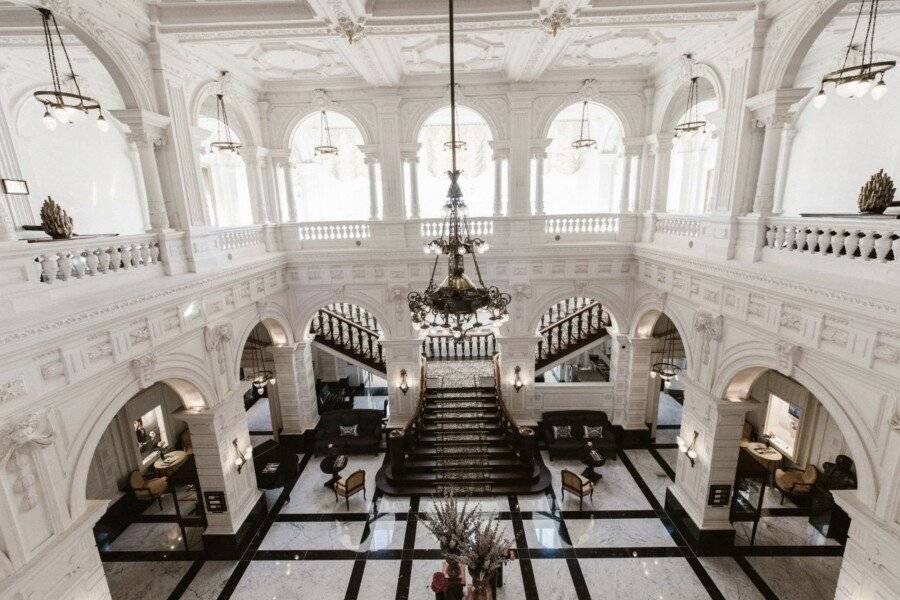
[323, 302, 379, 332]
[536, 302, 610, 369]
[423, 333, 497, 360]
[539, 297, 595, 330]
[310, 307, 385, 372]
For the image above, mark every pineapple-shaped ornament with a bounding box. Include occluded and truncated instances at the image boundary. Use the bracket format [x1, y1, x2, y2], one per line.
[857, 169, 895, 215]
[40, 196, 74, 239]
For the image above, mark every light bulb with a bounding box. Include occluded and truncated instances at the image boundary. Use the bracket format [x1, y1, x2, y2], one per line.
[871, 80, 888, 101]
[686, 449, 697, 460]
[812, 90, 828, 109]
[458, 204, 468, 217]
[96, 114, 109, 132]
[423, 244, 431, 254]
[42, 108, 57, 131]
[49, 104, 69, 123]
[835, 80, 855, 98]
[855, 78, 875, 97]
[477, 242, 490, 254]
[456, 246, 466, 255]
[64, 105, 86, 123]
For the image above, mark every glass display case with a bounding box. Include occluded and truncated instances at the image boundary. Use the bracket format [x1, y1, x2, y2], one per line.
[730, 449, 769, 545]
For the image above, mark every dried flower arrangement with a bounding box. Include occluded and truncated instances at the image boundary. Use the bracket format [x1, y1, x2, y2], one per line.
[418, 493, 482, 556]
[449, 518, 515, 584]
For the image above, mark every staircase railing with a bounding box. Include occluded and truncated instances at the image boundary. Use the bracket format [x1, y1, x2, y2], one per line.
[310, 307, 385, 372]
[423, 333, 497, 360]
[323, 302, 379, 332]
[539, 297, 594, 329]
[389, 359, 427, 475]
[536, 301, 610, 369]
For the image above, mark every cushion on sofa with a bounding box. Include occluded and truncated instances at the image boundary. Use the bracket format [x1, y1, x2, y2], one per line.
[553, 425, 572, 439]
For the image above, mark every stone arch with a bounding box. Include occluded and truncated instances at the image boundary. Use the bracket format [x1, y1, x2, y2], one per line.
[297, 289, 394, 341]
[282, 106, 375, 151]
[9, 1, 154, 111]
[408, 101, 502, 146]
[658, 64, 725, 134]
[189, 79, 260, 147]
[762, 0, 848, 91]
[524, 285, 628, 338]
[230, 305, 295, 383]
[536, 95, 634, 141]
[67, 353, 214, 516]
[712, 342, 878, 509]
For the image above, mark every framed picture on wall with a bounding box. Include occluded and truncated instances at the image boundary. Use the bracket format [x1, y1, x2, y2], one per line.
[1, 179, 29, 195]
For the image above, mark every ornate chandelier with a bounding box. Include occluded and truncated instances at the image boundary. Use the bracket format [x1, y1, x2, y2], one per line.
[333, 17, 366, 45]
[536, 5, 575, 37]
[314, 110, 338, 156]
[814, 0, 894, 107]
[674, 56, 706, 139]
[571, 100, 596, 150]
[408, 0, 510, 339]
[210, 79, 242, 153]
[34, 9, 107, 132]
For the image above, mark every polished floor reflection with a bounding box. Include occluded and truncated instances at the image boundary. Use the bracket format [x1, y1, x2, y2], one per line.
[98, 444, 843, 600]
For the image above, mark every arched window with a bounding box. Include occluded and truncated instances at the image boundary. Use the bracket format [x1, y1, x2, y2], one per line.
[290, 111, 375, 222]
[197, 114, 254, 227]
[666, 99, 719, 214]
[542, 101, 624, 215]
[416, 106, 496, 218]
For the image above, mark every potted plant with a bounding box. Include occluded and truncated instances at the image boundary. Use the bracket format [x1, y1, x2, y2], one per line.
[451, 519, 515, 600]
[419, 493, 481, 585]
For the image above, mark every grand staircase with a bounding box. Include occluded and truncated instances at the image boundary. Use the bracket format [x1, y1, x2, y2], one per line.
[377, 359, 550, 496]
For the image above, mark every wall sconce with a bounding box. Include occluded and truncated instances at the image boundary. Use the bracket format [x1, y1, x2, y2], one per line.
[232, 439, 252, 473]
[676, 431, 699, 467]
[513, 366, 524, 393]
[398, 369, 409, 394]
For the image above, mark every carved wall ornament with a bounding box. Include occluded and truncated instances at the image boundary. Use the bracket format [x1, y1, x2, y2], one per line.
[130, 354, 158, 388]
[0, 413, 54, 511]
[511, 283, 533, 300]
[775, 342, 803, 376]
[0, 376, 27, 404]
[693, 311, 722, 366]
[204, 323, 234, 375]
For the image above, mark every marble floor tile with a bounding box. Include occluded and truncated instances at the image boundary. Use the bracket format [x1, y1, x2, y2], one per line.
[524, 517, 571, 549]
[564, 517, 676, 547]
[761, 485, 798, 509]
[408, 559, 449, 600]
[281, 454, 395, 514]
[103, 560, 193, 600]
[698, 557, 766, 600]
[356, 559, 401, 600]
[414, 519, 442, 550]
[246, 397, 273, 431]
[578, 557, 711, 600]
[229, 560, 354, 600]
[418, 494, 509, 516]
[747, 555, 842, 600]
[104, 522, 203, 552]
[735, 516, 838, 546]
[250, 433, 273, 447]
[180, 560, 238, 600]
[494, 558, 526, 600]
[624, 449, 673, 505]
[260, 521, 366, 551]
[657, 392, 683, 426]
[530, 558, 577, 600]
[361, 516, 407, 551]
[655, 447, 678, 473]
[654, 427, 679, 444]
[545, 454, 652, 511]
[515, 491, 555, 513]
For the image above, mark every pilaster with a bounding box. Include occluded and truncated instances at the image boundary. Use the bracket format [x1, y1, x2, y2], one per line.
[267, 342, 318, 434]
[381, 339, 424, 422]
[496, 336, 540, 421]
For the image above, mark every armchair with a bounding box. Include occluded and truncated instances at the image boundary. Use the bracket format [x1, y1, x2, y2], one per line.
[334, 469, 366, 509]
[561, 469, 594, 510]
[774, 464, 819, 504]
[129, 470, 168, 509]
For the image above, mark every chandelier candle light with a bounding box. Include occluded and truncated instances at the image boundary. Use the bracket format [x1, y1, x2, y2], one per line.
[314, 110, 339, 156]
[210, 76, 242, 153]
[571, 99, 597, 150]
[408, 0, 511, 339]
[674, 55, 706, 139]
[815, 0, 894, 107]
[34, 8, 107, 132]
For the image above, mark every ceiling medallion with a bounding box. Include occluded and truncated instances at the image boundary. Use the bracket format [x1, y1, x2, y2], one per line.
[333, 16, 366, 45]
[314, 109, 338, 156]
[33, 8, 107, 132]
[673, 55, 706, 139]
[408, 0, 510, 339]
[209, 73, 242, 153]
[536, 5, 575, 37]
[571, 100, 596, 150]
[814, 0, 894, 107]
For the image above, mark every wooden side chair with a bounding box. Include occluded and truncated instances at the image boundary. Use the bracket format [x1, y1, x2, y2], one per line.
[561, 469, 594, 509]
[334, 469, 366, 509]
[129, 470, 168, 509]
[774, 464, 819, 504]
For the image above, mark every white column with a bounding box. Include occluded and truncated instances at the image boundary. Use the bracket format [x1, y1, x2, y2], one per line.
[506, 93, 533, 217]
[771, 125, 797, 215]
[407, 156, 420, 219]
[618, 152, 633, 213]
[623, 337, 654, 431]
[832, 492, 900, 600]
[650, 134, 674, 213]
[608, 333, 630, 425]
[268, 342, 318, 434]
[532, 150, 545, 215]
[126, 141, 153, 231]
[365, 156, 379, 220]
[496, 336, 540, 420]
[493, 154, 506, 216]
[282, 162, 298, 222]
[240, 146, 270, 224]
[0, 91, 34, 229]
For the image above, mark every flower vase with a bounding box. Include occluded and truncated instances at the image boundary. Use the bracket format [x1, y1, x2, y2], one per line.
[468, 579, 493, 600]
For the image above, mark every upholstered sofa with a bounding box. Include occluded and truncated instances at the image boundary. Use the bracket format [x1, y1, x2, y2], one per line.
[541, 410, 617, 461]
[314, 409, 383, 455]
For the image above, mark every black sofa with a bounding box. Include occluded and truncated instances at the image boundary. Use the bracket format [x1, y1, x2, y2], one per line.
[541, 410, 617, 461]
[314, 409, 383, 456]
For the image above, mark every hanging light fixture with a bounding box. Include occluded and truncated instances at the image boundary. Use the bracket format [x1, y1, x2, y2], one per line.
[408, 0, 511, 340]
[650, 326, 682, 385]
[244, 334, 274, 396]
[571, 100, 597, 150]
[674, 55, 706, 139]
[33, 8, 106, 131]
[333, 16, 366, 44]
[536, 5, 575, 37]
[314, 110, 339, 156]
[444, 100, 467, 152]
[210, 75, 242, 153]
[814, 0, 894, 107]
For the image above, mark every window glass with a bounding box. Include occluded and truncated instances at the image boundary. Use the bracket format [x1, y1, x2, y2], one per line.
[763, 393, 801, 459]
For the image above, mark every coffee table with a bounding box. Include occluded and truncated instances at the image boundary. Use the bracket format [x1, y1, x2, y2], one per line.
[581, 442, 605, 483]
[320, 454, 348, 489]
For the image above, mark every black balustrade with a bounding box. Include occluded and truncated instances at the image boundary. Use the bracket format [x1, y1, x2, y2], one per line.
[310, 307, 385, 372]
[536, 301, 610, 368]
[423, 333, 497, 360]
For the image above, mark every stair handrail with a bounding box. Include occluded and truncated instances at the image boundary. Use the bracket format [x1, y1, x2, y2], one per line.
[537, 302, 610, 365]
[538, 300, 604, 335]
[402, 357, 428, 436]
[312, 306, 381, 338]
[492, 355, 518, 432]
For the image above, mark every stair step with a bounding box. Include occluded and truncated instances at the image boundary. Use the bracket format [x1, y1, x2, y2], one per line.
[422, 422, 500, 432]
[406, 458, 525, 470]
[420, 432, 505, 443]
[408, 445, 514, 458]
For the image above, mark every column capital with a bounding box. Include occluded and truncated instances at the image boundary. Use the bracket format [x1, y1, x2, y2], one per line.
[268, 149, 292, 165]
[647, 132, 675, 154]
[745, 88, 811, 129]
[110, 109, 170, 144]
[529, 138, 552, 152]
[239, 145, 269, 163]
[622, 136, 645, 155]
[399, 142, 420, 161]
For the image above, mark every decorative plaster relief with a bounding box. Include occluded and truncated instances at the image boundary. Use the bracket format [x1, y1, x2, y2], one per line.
[0, 376, 27, 404]
[130, 354, 158, 388]
[0, 413, 54, 511]
[204, 323, 234, 375]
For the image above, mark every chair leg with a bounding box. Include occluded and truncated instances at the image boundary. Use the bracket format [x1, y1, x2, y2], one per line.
[579, 495, 583, 510]
[157, 496, 163, 510]
[345, 495, 350, 510]
[779, 490, 784, 505]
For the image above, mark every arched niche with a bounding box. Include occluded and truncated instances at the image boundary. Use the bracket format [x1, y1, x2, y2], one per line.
[408, 101, 502, 147]
[415, 105, 496, 218]
[526, 286, 627, 338]
[190, 80, 259, 148]
[231, 312, 295, 382]
[281, 106, 375, 150]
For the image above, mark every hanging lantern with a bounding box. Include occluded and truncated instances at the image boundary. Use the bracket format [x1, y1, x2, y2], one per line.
[651, 327, 682, 385]
[244, 335, 274, 396]
[210, 77, 242, 153]
[314, 110, 339, 156]
[571, 100, 597, 150]
[408, 0, 511, 340]
[674, 56, 707, 139]
[33, 8, 106, 131]
[815, 0, 894, 107]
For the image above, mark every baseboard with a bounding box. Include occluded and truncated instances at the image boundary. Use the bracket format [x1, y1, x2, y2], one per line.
[202, 493, 268, 559]
[664, 489, 735, 553]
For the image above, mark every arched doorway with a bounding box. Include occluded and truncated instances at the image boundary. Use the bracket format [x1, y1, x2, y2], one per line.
[238, 323, 282, 448]
[533, 296, 613, 383]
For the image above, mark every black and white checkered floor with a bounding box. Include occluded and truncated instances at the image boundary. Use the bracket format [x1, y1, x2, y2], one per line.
[99, 446, 843, 600]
